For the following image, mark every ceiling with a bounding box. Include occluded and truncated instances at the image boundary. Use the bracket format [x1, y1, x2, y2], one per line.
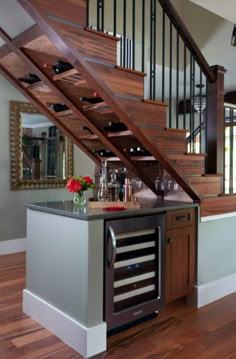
[190, 0, 236, 23]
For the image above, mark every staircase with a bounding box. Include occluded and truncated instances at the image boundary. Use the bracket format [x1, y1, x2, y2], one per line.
[0, 0, 235, 217]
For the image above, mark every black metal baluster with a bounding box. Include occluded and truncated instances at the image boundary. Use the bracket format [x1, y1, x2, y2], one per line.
[169, 21, 172, 127]
[96, 0, 99, 30]
[132, 0, 135, 70]
[113, 0, 117, 36]
[176, 30, 179, 129]
[142, 0, 145, 73]
[192, 59, 196, 153]
[223, 106, 227, 193]
[150, 0, 156, 100]
[101, 0, 104, 31]
[189, 51, 193, 152]
[123, 0, 127, 68]
[153, 0, 157, 99]
[162, 10, 165, 103]
[199, 69, 203, 153]
[120, 37, 123, 66]
[86, 0, 89, 27]
[183, 43, 187, 129]
[97, 0, 104, 31]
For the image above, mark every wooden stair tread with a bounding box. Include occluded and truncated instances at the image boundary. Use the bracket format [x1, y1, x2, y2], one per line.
[80, 130, 133, 140]
[53, 68, 79, 81]
[81, 101, 107, 111]
[166, 127, 188, 133]
[115, 65, 146, 77]
[169, 153, 207, 159]
[27, 81, 51, 92]
[85, 27, 120, 41]
[143, 99, 169, 107]
[54, 109, 73, 117]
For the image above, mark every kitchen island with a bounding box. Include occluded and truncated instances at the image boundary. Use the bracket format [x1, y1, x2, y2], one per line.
[24, 200, 198, 358]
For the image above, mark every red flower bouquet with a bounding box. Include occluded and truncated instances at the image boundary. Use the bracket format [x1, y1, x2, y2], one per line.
[66, 175, 96, 193]
[66, 175, 96, 207]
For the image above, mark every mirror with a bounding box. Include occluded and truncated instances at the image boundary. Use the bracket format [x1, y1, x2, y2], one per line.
[10, 101, 74, 190]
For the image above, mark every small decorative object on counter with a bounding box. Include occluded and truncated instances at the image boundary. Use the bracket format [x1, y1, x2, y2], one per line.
[97, 160, 109, 201]
[66, 175, 96, 207]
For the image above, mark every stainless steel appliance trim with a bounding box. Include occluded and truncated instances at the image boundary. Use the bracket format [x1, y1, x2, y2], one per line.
[107, 226, 117, 268]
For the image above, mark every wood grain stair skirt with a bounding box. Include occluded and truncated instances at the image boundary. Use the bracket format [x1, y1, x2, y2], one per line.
[0, 0, 233, 216]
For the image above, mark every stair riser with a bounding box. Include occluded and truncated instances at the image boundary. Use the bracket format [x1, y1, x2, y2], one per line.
[117, 97, 167, 129]
[187, 177, 222, 196]
[170, 161, 205, 175]
[168, 154, 206, 175]
[29, 0, 87, 28]
[201, 196, 236, 217]
[48, 19, 118, 65]
[140, 128, 187, 153]
[88, 62, 144, 99]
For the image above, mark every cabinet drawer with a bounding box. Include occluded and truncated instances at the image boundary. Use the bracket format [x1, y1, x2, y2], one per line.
[166, 208, 195, 229]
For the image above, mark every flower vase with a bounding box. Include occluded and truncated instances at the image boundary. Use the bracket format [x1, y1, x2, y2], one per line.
[73, 191, 87, 207]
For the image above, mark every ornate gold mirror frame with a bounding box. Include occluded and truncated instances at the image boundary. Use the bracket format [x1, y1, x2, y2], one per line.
[10, 101, 73, 190]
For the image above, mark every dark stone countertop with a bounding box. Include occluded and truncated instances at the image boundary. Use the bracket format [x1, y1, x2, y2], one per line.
[25, 199, 198, 221]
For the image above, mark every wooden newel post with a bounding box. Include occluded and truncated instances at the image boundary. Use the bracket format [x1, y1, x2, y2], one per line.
[206, 65, 225, 174]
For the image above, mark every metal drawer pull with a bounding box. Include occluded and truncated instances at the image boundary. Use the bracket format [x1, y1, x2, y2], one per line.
[107, 226, 117, 268]
[175, 215, 188, 221]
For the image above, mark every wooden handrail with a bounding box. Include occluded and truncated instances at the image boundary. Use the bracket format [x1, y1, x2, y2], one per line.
[158, 0, 216, 83]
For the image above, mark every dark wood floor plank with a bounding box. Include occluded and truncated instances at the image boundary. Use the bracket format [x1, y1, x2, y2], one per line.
[1, 252, 236, 359]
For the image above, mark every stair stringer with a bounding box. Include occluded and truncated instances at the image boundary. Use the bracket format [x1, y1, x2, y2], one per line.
[18, 0, 201, 202]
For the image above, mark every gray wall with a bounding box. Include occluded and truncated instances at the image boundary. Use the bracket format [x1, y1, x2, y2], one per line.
[0, 75, 95, 241]
[198, 216, 236, 285]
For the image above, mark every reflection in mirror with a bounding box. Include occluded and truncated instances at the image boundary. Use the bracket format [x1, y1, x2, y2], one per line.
[10, 101, 73, 190]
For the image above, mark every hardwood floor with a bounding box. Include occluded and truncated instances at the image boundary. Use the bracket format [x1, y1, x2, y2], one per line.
[1, 252, 236, 359]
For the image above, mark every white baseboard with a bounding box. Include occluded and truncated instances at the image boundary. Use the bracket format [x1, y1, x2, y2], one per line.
[187, 272, 236, 308]
[0, 238, 26, 255]
[23, 289, 106, 358]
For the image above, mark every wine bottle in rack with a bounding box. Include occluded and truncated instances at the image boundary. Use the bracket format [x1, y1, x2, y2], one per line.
[129, 147, 137, 156]
[102, 121, 128, 132]
[136, 147, 151, 156]
[18, 73, 41, 85]
[80, 96, 103, 104]
[50, 103, 69, 112]
[52, 60, 74, 74]
[94, 149, 115, 157]
[82, 126, 94, 135]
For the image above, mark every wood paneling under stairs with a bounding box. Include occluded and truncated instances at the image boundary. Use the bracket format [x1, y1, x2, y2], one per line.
[1, 252, 236, 359]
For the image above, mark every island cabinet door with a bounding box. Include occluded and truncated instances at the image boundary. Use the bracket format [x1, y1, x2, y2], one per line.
[104, 214, 166, 332]
[166, 216, 195, 303]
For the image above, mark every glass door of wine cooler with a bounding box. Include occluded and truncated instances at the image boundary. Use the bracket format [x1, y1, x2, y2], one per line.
[104, 214, 165, 331]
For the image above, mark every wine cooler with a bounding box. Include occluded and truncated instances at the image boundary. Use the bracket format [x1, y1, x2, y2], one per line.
[104, 214, 165, 332]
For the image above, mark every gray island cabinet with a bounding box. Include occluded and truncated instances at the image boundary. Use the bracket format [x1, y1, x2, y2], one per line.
[24, 200, 197, 358]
